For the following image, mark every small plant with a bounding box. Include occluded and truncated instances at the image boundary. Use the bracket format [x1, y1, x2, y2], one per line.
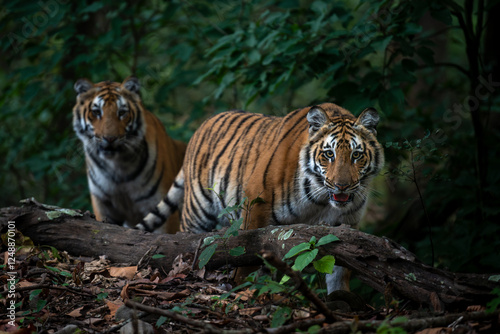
[385, 133, 443, 266]
[209, 234, 340, 328]
[486, 287, 500, 313]
[280, 234, 339, 284]
[376, 317, 408, 334]
[198, 185, 263, 269]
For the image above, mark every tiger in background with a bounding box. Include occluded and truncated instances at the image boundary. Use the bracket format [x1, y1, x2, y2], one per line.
[139, 102, 384, 292]
[73, 77, 186, 233]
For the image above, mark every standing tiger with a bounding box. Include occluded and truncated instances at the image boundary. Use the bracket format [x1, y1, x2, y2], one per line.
[140, 102, 384, 291]
[73, 77, 186, 233]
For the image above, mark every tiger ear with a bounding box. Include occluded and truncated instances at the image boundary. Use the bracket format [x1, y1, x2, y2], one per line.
[355, 107, 379, 135]
[122, 76, 140, 94]
[307, 106, 329, 135]
[74, 79, 93, 96]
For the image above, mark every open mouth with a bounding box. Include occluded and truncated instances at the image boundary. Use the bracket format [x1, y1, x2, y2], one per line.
[328, 192, 353, 204]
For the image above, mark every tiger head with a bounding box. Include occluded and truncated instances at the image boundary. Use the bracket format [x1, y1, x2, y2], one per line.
[73, 77, 145, 160]
[304, 104, 384, 210]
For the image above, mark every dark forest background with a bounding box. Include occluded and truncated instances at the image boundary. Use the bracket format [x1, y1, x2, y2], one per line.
[1, 0, 499, 275]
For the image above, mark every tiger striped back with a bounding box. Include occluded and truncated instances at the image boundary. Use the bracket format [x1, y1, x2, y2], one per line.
[141, 102, 384, 234]
[73, 77, 186, 233]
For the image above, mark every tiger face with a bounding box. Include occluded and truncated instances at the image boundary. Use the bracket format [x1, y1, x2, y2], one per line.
[73, 77, 144, 161]
[304, 106, 383, 211]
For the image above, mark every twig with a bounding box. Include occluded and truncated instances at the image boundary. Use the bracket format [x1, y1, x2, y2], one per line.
[124, 299, 254, 334]
[320, 310, 500, 334]
[409, 149, 434, 267]
[260, 251, 342, 323]
[191, 237, 204, 271]
[265, 318, 326, 334]
[137, 245, 159, 270]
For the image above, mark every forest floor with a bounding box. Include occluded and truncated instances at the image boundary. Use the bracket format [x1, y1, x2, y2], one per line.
[1, 233, 499, 334]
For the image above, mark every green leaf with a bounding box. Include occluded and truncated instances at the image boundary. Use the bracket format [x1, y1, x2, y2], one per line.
[35, 299, 48, 313]
[271, 306, 292, 328]
[49, 246, 61, 260]
[284, 242, 311, 259]
[152, 254, 166, 259]
[223, 217, 244, 238]
[203, 236, 219, 246]
[292, 249, 318, 272]
[59, 270, 72, 278]
[307, 324, 322, 334]
[198, 243, 218, 269]
[313, 255, 336, 274]
[279, 274, 291, 285]
[29, 289, 42, 300]
[316, 234, 340, 247]
[218, 203, 242, 218]
[96, 292, 108, 301]
[486, 287, 500, 313]
[309, 236, 317, 245]
[229, 246, 245, 256]
[156, 316, 168, 327]
[250, 196, 265, 206]
[44, 265, 60, 273]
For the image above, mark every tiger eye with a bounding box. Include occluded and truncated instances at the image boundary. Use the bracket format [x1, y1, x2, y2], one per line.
[324, 150, 334, 159]
[352, 151, 362, 159]
[118, 109, 128, 117]
[91, 108, 101, 117]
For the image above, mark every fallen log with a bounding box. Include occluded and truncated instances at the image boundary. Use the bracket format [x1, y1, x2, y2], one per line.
[1, 200, 498, 310]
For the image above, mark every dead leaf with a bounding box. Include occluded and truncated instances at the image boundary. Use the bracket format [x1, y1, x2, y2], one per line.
[133, 288, 190, 301]
[235, 289, 255, 301]
[160, 274, 186, 284]
[253, 315, 268, 321]
[67, 306, 84, 318]
[105, 300, 123, 318]
[466, 305, 484, 312]
[430, 292, 443, 312]
[168, 254, 192, 276]
[17, 280, 36, 289]
[239, 307, 262, 316]
[108, 266, 137, 280]
[120, 283, 130, 301]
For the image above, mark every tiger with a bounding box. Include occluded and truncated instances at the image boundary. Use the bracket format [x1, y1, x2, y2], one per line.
[139, 102, 384, 292]
[73, 76, 186, 233]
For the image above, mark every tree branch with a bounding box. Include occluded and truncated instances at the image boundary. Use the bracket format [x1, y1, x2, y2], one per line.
[1, 200, 498, 310]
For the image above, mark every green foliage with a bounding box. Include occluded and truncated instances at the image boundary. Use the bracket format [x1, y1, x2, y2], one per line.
[1, 0, 499, 275]
[376, 317, 408, 334]
[156, 316, 168, 328]
[210, 234, 338, 328]
[271, 306, 292, 328]
[96, 291, 108, 302]
[198, 242, 218, 269]
[151, 254, 166, 260]
[281, 234, 339, 284]
[197, 190, 264, 269]
[486, 288, 500, 313]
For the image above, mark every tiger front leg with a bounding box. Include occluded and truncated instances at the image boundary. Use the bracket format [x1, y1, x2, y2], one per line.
[90, 194, 124, 226]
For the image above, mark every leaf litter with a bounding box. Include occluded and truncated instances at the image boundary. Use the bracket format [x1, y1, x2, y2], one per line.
[0, 230, 498, 333]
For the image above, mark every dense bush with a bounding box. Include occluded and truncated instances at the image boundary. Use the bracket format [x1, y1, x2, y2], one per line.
[1, 0, 499, 273]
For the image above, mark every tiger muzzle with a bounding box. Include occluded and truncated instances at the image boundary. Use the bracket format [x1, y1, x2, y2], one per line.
[327, 183, 354, 204]
[328, 191, 353, 204]
[98, 136, 121, 156]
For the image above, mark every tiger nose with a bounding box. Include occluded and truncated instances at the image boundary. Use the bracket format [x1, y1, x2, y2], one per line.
[103, 136, 117, 144]
[334, 183, 349, 191]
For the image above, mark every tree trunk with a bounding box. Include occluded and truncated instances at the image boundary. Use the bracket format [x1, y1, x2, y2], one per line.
[1, 200, 497, 310]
